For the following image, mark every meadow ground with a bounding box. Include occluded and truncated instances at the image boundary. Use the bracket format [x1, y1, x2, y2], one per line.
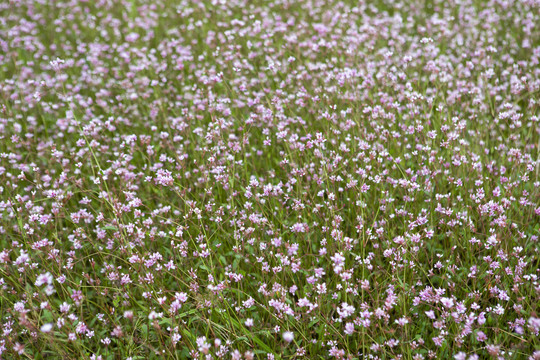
[0, 0, 539, 359]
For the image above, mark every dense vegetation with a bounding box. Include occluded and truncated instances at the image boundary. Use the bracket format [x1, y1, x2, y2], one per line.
[0, 0, 539, 358]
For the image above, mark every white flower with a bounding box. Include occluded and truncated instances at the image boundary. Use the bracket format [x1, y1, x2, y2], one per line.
[41, 323, 53, 333]
[148, 311, 163, 320]
[283, 331, 294, 343]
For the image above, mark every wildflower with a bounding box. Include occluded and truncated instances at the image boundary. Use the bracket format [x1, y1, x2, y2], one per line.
[35, 272, 53, 287]
[344, 323, 354, 335]
[440, 297, 454, 309]
[40, 323, 53, 333]
[283, 331, 294, 343]
[476, 330, 487, 342]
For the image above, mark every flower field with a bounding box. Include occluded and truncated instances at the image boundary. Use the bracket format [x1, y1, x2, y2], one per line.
[0, 0, 539, 358]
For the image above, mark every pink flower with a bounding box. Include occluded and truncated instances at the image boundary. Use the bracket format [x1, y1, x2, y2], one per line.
[283, 331, 294, 343]
[476, 331, 487, 342]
